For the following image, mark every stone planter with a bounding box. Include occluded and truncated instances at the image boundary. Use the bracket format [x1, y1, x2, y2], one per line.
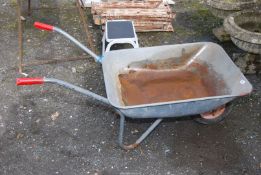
[233, 53, 261, 74]
[224, 10, 261, 54]
[206, 0, 257, 19]
[206, 0, 257, 11]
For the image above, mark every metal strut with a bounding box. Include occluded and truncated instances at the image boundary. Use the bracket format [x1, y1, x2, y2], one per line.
[117, 110, 162, 150]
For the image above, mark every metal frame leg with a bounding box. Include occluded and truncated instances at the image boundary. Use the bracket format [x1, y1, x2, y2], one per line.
[17, 0, 98, 72]
[105, 40, 139, 53]
[117, 111, 162, 150]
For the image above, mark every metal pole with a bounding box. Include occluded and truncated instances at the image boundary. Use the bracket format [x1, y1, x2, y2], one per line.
[16, 0, 23, 73]
[75, 0, 97, 54]
[28, 0, 31, 16]
[22, 55, 89, 67]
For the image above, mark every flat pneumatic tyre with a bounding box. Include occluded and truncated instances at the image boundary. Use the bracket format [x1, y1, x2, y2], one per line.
[224, 10, 261, 54]
[194, 104, 233, 125]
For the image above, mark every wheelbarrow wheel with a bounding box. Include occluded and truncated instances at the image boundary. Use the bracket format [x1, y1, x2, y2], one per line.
[194, 104, 233, 125]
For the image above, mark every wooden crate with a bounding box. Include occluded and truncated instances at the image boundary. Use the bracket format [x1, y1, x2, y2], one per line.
[91, 0, 175, 32]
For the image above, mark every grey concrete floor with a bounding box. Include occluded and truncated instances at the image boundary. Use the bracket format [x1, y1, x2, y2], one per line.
[0, 0, 260, 174]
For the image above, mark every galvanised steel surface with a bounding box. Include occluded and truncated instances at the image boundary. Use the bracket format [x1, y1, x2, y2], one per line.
[102, 42, 252, 118]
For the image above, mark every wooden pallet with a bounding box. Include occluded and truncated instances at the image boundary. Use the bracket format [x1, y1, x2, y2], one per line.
[91, 0, 175, 32]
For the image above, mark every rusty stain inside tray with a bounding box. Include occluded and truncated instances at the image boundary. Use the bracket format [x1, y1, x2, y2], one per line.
[118, 52, 228, 106]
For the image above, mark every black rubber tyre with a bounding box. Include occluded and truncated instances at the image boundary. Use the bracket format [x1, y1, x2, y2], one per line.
[194, 104, 233, 125]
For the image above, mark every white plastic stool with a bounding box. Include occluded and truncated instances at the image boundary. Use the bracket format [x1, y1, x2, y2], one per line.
[102, 20, 139, 55]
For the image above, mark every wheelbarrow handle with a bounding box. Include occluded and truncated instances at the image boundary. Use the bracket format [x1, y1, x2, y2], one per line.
[16, 77, 110, 105]
[34, 22, 54, 31]
[33, 21, 103, 62]
[16, 77, 44, 85]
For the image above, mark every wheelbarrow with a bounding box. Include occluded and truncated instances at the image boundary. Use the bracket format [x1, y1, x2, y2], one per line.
[16, 22, 253, 150]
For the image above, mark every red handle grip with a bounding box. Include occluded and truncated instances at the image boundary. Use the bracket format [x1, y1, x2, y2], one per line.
[16, 78, 44, 86]
[34, 22, 54, 31]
